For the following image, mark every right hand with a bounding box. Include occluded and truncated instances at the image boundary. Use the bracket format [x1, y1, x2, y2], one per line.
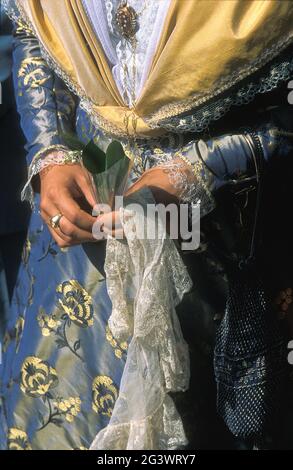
[39, 163, 101, 248]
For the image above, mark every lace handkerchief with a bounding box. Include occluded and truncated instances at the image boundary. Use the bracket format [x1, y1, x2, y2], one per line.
[90, 203, 192, 450]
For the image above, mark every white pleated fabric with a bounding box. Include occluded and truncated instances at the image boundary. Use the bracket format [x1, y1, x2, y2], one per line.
[82, 0, 171, 106]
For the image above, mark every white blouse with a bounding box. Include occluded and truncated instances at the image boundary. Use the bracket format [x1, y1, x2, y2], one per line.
[82, 0, 171, 106]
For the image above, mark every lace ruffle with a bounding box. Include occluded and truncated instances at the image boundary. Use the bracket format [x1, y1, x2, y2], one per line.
[152, 58, 293, 134]
[104, 0, 162, 106]
[91, 395, 187, 450]
[161, 158, 215, 217]
[22, 146, 82, 206]
[90, 205, 192, 450]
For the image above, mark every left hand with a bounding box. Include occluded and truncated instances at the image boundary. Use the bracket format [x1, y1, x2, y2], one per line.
[95, 161, 190, 239]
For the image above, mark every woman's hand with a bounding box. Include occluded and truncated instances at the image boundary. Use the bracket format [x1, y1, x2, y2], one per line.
[40, 163, 98, 247]
[96, 160, 192, 238]
[125, 164, 183, 203]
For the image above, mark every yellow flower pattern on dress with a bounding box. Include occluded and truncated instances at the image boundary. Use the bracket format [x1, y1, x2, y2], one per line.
[18, 57, 50, 92]
[37, 308, 61, 337]
[20, 356, 82, 431]
[15, 18, 34, 36]
[92, 375, 118, 417]
[56, 280, 94, 328]
[106, 325, 128, 359]
[7, 428, 32, 451]
[53, 397, 81, 423]
[20, 356, 58, 397]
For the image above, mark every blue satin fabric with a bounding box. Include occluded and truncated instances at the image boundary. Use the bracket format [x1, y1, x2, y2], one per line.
[0, 26, 126, 450]
[0, 25, 125, 447]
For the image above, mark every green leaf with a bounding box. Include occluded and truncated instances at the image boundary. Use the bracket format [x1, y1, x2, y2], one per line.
[61, 132, 85, 151]
[106, 141, 126, 170]
[91, 173, 110, 204]
[82, 140, 106, 174]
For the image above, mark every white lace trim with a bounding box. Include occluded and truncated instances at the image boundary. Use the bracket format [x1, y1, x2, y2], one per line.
[161, 159, 215, 217]
[83, 0, 170, 107]
[21, 146, 82, 206]
[90, 206, 192, 450]
[147, 49, 293, 133]
[113, 0, 171, 106]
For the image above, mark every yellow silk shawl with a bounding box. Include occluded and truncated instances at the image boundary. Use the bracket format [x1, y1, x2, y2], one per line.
[7, 0, 293, 138]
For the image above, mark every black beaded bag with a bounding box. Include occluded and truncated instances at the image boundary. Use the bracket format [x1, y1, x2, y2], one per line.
[214, 273, 288, 439]
[214, 139, 289, 440]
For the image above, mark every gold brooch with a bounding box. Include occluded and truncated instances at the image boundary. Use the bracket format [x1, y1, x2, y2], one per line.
[115, 1, 138, 40]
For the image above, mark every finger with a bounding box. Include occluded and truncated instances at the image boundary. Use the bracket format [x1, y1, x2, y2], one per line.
[41, 201, 95, 244]
[125, 174, 147, 197]
[97, 211, 122, 233]
[40, 199, 73, 243]
[92, 218, 107, 241]
[92, 220, 125, 240]
[124, 166, 160, 196]
[92, 212, 124, 241]
[59, 216, 95, 243]
[92, 203, 112, 217]
[47, 225, 78, 248]
[56, 188, 96, 231]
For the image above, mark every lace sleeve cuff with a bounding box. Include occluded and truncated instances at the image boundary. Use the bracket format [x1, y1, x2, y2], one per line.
[22, 145, 82, 206]
[165, 132, 260, 217]
[166, 150, 216, 217]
